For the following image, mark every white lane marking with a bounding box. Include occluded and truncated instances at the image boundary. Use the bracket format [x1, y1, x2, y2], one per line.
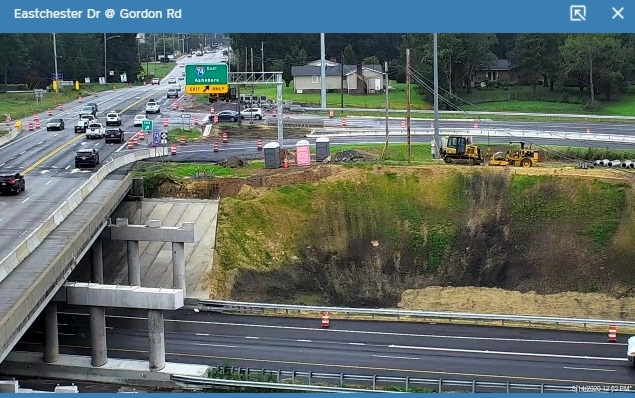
[57, 311, 625, 347]
[196, 343, 237, 348]
[0, 163, 4, 167]
[19, 151, 24, 155]
[297, 339, 312, 343]
[245, 336, 260, 339]
[21, 197, 29, 204]
[65, 165, 70, 170]
[348, 342, 366, 346]
[59, 333, 74, 336]
[40, 170, 49, 174]
[195, 333, 209, 336]
[53, 134, 59, 137]
[563, 366, 616, 372]
[45, 179, 53, 185]
[388, 344, 627, 362]
[18, 230, 27, 237]
[372, 355, 419, 360]
[37, 141, 43, 145]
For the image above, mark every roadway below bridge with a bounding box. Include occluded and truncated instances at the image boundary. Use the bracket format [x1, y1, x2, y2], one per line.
[12, 306, 635, 388]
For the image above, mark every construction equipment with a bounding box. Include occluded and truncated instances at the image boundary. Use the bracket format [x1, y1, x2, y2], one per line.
[486, 141, 541, 168]
[439, 135, 484, 165]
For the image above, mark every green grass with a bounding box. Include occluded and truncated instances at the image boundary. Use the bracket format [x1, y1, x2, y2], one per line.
[167, 127, 203, 143]
[328, 143, 433, 163]
[134, 161, 261, 178]
[0, 83, 130, 120]
[142, 62, 176, 79]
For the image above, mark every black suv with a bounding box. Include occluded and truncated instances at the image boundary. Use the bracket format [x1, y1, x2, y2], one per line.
[104, 128, 125, 144]
[85, 102, 98, 113]
[0, 173, 25, 195]
[75, 148, 100, 168]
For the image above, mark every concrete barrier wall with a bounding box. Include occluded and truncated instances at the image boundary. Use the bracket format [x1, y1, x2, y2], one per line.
[0, 128, 19, 147]
[0, 148, 169, 363]
[0, 147, 169, 285]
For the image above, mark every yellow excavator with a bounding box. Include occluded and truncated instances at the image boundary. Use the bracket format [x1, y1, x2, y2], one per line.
[439, 135, 541, 167]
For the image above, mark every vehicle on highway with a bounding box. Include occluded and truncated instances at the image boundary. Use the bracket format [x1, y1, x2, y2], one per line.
[177, 76, 184, 82]
[196, 51, 203, 56]
[106, 112, 122, 126]
[179, 64, 184, 68]
[104, 128, 125, 144]
[174, 84, 181, 92]
[151, 78, 160, 85]
[85, 102, 99, 113]
[75, 148, 100, 168]
[75, 114, 96, 133]
[215, 110, 240, 122]
[80, 105, 96, 117]
[168, 77, 176, 84]
[133, 114, 149, 127]
[0, 173, 25, 195]
[46, 118, 65, 131]
[240, 107, 264, 120]
[167, 88, 178, 99]
[86, 122, 105, 139]
[145, 101, 160, 114]
[187, 54, 192, 58]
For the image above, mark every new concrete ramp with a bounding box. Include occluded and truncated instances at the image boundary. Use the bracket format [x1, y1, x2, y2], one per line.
[105, 199, 218, 299]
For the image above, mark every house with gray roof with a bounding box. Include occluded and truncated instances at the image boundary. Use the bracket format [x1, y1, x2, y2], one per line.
[474, 59, 515, 84]
[291, 60, 384, 94]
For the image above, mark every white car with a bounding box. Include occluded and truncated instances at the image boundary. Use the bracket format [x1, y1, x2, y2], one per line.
[177, 76, 184, 81]
[240, 108, 264, 120]
[133, 114, 148, 127]
[168, 77, 176, 84]
[105, 112, 122, 126]
[145, 101, 160, 114]
[86, 123, 105, 139]
[151, 78, 160, 85]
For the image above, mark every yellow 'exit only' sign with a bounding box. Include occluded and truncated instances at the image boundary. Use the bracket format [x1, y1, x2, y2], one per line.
[185, 84, 229, 94]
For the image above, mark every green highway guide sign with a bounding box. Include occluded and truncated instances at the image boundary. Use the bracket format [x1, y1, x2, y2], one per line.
[185, 64, 228, 86]
[142, 120, 153, 131]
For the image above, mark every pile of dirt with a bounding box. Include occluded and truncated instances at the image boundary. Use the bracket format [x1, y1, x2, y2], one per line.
[333, 149, 374, 162]
[219, 156, 249, 168]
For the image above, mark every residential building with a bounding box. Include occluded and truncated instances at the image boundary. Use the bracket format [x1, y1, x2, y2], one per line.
[291, 60, 384, 94]
[473, 59, 514, 84]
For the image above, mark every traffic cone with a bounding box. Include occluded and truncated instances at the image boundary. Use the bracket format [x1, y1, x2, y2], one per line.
[608, 325, 617, 342]
[163, 118, 169, 127]
[171, 144, 177, 155]
[180, 135, 186, 145]
[127, 139, 134, 149]
[213, 141, 219, 152]
[321, 311, 330, 328]
[257, 138, 263, 151]
[341, 117, 347, 127]
[283, 159, 289, 168]
[139, 131, 145, 140]
[222, 132, 228, 143]
[47, 108, 52, 116]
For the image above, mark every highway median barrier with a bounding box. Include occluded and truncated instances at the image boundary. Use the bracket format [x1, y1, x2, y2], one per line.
[0, 127, 20, 146]
[0, 147, 169, 286]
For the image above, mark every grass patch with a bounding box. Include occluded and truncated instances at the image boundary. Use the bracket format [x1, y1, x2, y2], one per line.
[0, 83, 130, 120]
[133, 161, 258, 179]
[328, 143, 433, 163]
[167, 127, 203, 143]
[142, 62, 176, 79]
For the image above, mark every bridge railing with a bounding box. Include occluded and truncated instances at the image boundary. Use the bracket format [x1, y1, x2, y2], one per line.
[174, 366, 622, 393]
[195, 299, 635, 329]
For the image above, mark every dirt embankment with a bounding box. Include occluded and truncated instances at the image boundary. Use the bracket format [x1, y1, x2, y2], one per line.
[146, 161, 635, 319]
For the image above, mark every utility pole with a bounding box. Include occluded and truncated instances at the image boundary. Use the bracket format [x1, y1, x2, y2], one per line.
[104, 33, 108, 84]
[320, 33, 326, 109]
[433, 33, 441, 159]
[244, 47, 247, 75]
[340, 51, 344, 116]
[261, 41, 264, 76]
[406, 48, 412, 165]
[162, 34, 166, 62]
[382, 61, 389, 160]
[153, 34, 157, 64]
[250, 47, 254, 93]
[52, 33, 59, 93]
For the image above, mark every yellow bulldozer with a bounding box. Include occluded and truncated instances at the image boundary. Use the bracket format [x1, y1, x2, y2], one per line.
[439, 135, 541, 167]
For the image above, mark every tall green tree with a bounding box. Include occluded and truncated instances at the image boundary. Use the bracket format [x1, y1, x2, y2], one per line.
[508, 34, 549, 93]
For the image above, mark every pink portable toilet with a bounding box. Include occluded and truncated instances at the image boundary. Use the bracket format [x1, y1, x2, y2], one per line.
[295, 139, 311, 166]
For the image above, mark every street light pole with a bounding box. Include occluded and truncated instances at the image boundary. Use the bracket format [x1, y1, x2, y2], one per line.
[53, 33, 59, 93]
[103, 33, 107, 84]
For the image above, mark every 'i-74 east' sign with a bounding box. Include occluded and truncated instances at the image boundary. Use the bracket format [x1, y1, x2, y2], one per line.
[185, 64, 229, 94]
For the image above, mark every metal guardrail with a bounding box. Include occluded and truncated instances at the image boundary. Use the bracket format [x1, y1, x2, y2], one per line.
[301, 107, 635, 121]
[196, 299, 635, 328]
[174, 366, 629, 393]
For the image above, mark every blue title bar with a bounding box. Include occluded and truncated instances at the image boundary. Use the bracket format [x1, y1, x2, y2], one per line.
[0, 0, 631, 33]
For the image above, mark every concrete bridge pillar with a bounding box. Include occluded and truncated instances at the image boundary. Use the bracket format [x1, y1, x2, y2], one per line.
[172, 242, 185, 293]
[42, 302, 59, 363]
[91, 238, 103, 283]
[90, 306, 107, 367]
[116, 218, 141, 286]
[147, 309, 165, 371]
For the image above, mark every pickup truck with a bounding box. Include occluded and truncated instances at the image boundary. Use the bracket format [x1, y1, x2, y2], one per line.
[104, 128, 125, 144]
[75, 114, 96, 133]
[86, 122, 105, 139]
[0, 173, 25, 195]
[75, 148, 100, 168]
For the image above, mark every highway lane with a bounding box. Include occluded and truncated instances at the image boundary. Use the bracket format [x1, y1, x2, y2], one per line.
[15, 307, 635, 387]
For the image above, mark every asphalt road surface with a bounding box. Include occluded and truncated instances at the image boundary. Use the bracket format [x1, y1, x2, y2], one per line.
[14, 306, 635, 388]
[0, 51, 227, 263]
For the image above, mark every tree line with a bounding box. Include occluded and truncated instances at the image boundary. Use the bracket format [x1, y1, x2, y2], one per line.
[231, 33, 635, 107]
[0, 33, 223, 88]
